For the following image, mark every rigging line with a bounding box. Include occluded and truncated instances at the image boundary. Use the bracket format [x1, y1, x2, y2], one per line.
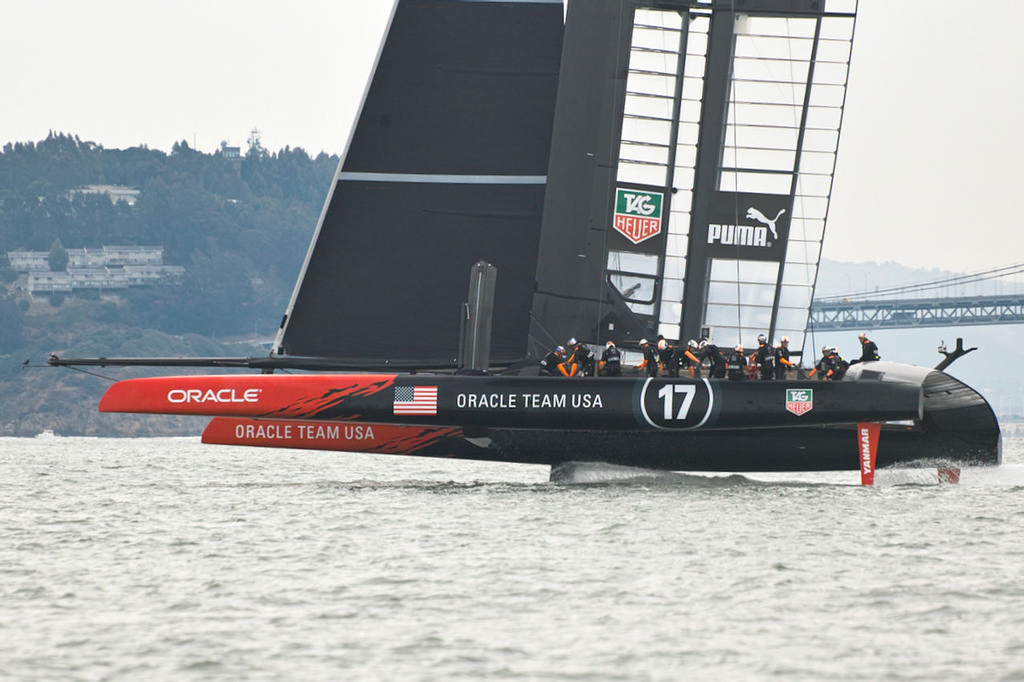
[56, 364, 120, 382]
[528, 311, 560, 352]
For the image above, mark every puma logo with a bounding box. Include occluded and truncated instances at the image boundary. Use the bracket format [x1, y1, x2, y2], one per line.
[746, 207, 786, 240]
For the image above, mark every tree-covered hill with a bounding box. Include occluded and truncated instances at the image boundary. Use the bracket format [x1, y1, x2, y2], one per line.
[0, 133, 338, 435]
[0, 132, 338, 343]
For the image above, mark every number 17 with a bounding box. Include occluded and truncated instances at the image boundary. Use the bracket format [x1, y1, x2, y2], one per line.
[658, 384, 696, 420]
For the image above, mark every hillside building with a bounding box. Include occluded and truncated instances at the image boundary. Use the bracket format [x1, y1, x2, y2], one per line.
[8, 246, 184, 299]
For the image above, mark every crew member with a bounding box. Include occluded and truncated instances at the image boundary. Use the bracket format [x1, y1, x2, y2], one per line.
[636, 338, 659, 377]
[808, 346, 829, 380]
[677, 339, 702, 378]
[564, 337, 595, 377]
[598, 341, 622, 376]
[658, 339, 677, 377]
[539, 345, 565, 376]
[700, 339, 727, 379]
[851, 333, 880, 365]
[774, 336, 795, 380]
[808, 346, 847, 380]
[752, 333, 774, 381]
[726, 344, 748, 381]
[829, 346, 850, 380]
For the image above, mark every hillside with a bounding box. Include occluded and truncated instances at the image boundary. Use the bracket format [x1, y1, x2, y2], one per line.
[0, 133, 336, 343]
[0, 134, 336, 436]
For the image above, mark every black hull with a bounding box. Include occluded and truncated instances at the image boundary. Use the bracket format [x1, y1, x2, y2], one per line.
[386, 362, 1002, 472]
[473, 423, 999, 472]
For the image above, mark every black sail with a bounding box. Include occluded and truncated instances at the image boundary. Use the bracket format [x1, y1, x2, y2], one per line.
[274, 0, 564, 367]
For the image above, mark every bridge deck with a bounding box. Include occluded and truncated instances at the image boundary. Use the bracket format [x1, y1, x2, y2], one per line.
[809, 293, 1024, 330]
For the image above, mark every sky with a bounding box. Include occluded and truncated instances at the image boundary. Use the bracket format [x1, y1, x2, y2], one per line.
[2, 1, 1022, 273]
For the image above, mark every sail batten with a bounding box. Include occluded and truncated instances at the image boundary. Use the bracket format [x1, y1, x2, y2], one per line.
[336, 173, 548, 185]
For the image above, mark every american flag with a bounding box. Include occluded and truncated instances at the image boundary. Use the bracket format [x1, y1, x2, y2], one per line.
[393, 385, 438, 415]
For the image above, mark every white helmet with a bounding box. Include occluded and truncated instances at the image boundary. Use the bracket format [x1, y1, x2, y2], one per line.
[639, 338, 648, 346]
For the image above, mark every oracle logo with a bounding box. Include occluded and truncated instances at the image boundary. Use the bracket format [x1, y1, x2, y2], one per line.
[166, 388, 261, 404]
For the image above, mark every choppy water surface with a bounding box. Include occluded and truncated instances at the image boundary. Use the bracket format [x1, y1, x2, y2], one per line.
[2, 437, 1023, 681]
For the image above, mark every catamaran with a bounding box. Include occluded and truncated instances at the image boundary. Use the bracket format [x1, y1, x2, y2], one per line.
[52, 0, 1001, 476]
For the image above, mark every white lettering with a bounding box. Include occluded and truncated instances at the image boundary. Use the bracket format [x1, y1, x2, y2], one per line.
[344, 425, 375, 440]
[658, 384, 696, 420]
[517, 393, 603, 409]
[860, 428, 872, 473]
[623, 192, 656, 216]
[234, 423, 293, 440]
[295, 424, 341, 440]
[707, 224, 769, 248]
[457, 393, 517, 409]
[571, 393, 604, 408]
[167, 387, 261, 404]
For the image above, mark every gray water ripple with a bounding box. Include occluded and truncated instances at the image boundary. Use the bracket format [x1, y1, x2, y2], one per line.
[2, 437, 1024, 681]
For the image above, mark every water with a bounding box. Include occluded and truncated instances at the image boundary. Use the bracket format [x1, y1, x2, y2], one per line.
[2, 437, 1023, 681]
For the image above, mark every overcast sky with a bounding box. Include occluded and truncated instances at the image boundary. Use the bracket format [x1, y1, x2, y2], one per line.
[2, 1, 1021, 273]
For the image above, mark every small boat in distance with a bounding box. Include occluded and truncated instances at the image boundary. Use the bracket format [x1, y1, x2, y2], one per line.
[52, 0, 1000, 475]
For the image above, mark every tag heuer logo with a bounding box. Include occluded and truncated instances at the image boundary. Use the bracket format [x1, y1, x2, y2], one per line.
[785, 388, 813, 416]
[613, 188, 663, 245]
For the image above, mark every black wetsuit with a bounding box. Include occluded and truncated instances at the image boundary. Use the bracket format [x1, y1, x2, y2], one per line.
[814, 352, 848, 380]
[702, 343, 727, 378]
[774, 344, 792, 380]
[753, 342, 774, 381]
[539, 350, 564, 376]
[640, 344, 659, 377]
[600, 346, 622, 376]
[726, 348, 748, 381]
[831, 353, 849, 380]
[567, 343, 595, 376]
[677, 347, 702, 378]
[659, 344, 677, 377]
[858, 340, 879, 363]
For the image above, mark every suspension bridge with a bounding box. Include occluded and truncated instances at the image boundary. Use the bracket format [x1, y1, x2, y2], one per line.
[809, 263, 1024, 331]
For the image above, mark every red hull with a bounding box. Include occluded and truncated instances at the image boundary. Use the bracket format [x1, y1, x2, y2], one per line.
[202, 417, 464, 456]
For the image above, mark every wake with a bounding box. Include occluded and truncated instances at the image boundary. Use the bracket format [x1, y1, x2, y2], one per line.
[550, 461, 1024, 489]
